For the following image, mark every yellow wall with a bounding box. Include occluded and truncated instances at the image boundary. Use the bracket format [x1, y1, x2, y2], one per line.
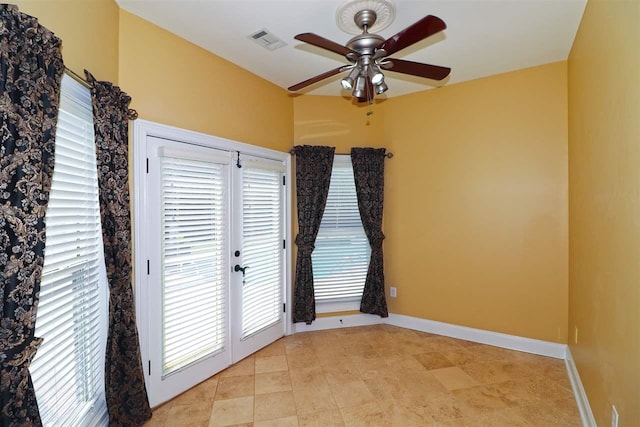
[568, 0, 640, 424]
[293, 96, 385, 150]
[383, 62, 569, 343]
[118, 10, 292, 151]
[16, 0, 119, 83]
[14, 2, 640, 421]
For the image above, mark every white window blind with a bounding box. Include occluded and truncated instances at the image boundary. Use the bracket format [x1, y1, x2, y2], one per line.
[312, 156, 370, 304]
[31, 74, 109, 427]
[159, 154, 227, 377]
[241, 163, 283, 338]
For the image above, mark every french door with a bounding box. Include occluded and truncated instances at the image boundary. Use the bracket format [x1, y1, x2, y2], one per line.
[231, 156, 287, 362]
[141, 134, 287, 407]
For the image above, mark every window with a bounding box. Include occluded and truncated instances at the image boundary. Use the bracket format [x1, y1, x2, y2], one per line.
[312, 155, 370, 312]
[240, 161, 284, 338]
[159, 149, 228, 376]
[30, 74, 109, 426]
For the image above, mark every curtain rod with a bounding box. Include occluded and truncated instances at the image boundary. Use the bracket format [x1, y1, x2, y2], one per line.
[289, 149, 393, 159]
[64, 67, 92, 89]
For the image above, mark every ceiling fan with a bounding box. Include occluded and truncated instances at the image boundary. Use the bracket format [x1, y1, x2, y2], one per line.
[287, 4, 450, 103]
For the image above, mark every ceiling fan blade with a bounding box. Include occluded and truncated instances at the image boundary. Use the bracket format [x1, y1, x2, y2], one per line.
[381, 58, 451, 81]
[295, 33, 356, 57]
[381, 15, 446, 56]
[288, 66, 346, 92]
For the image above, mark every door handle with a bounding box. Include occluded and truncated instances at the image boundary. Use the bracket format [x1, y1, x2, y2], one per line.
[234, 265, 249, 275]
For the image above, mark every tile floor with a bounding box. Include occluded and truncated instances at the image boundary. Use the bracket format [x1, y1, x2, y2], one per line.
[143, 324, 581, 426]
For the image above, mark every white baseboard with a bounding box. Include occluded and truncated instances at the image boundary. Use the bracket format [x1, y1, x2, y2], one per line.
[385, 313, 567, 359]
[565, 348, 596, 427]
[293, 313, 383, 333]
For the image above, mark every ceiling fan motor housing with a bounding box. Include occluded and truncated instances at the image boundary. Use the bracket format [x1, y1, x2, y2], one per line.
[347, 32, 385, 55]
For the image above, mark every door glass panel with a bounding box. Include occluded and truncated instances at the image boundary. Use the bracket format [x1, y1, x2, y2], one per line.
[241, 164, 283, 339]
[160, 154, 227, 376]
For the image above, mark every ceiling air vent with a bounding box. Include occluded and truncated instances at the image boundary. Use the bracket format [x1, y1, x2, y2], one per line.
[248, 28, 287, 51]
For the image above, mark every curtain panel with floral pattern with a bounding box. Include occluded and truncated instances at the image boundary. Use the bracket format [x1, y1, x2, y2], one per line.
[351, 147, 388, 317]
[85, 71, 151, 426]
[0, 5, 64, 425]
[292, 145, 335, 324]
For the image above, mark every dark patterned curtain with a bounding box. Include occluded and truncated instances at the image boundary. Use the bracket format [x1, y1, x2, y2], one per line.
[84, 71, 151, 426]
[0, 5, 63, 425]
[293, 145, 335, 324]
[351, 148, 388, 317]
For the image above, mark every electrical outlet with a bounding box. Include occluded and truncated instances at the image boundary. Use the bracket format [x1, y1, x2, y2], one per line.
[611, 404, 618, 427]
[574, 326, 579, 344]
[390, 287, 397, 298]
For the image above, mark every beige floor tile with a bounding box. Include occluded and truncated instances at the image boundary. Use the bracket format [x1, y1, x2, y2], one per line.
[209, 396, 254, 427]
[520, 376, 575, 401]
[323, 360, 362, 387]
[379, 399, 439, 426]
[286, 352, 318, 370]
[413, 351, 456, 370]
[149, 325, 579, 426]
[168, 402, 215, 427]
[254, 391, 297, 421]
[484, 379, 542, 407]
[467, 343, 522, 361]
[289, 366, 328, 388]
[292, 384, 338, 415]
[221, 356, 255, 378]
[146, 401, 173, 426]
[298, 409, 345, 427]
[516, 400, 582, 427]
[394, 371, 448, 403]
[431, 366, 481, 391]
[389, 355, 429, 372]
[255, 371, 292, 395]
[420, 336, 465, 353]
[253, 415, 298, 427]
[422, 393, 476, 424]
[452, 384, 510, 413]
[142, 417, 166, 427]
[171, 376, 219, 406]
[350, 355, 389, 375]
[328, 379, 376, 409]
[254, 339, 286, 358]
[339, 401, 390, 427]
[255, 355, 288, 374]
[443, 348, 493, 365]
[460, 360, 525, 385]
[215, 375, 254, 400]
[363, 375, 405, 401]
[548, 397, 582, 423]
[479, 407, 533, 427]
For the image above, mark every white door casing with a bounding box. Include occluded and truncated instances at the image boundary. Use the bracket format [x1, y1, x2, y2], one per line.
[132, 120, 292, 407]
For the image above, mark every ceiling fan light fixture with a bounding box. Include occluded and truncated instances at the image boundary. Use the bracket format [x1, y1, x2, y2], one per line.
[341, 66, 361, 90]
[352, 75, 366, 98]
[368, 64, 384, 85]
[340, 77, 354, 90]
[375, 81, 388, 95]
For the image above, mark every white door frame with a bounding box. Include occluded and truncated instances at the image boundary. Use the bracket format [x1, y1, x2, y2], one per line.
[132, 120, 293, 407]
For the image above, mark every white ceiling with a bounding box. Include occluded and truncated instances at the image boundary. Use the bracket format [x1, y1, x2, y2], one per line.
[116, 0, 586, 98]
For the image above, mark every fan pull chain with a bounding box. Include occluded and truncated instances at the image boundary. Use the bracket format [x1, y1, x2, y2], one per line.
[366, 76, 373, 116]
